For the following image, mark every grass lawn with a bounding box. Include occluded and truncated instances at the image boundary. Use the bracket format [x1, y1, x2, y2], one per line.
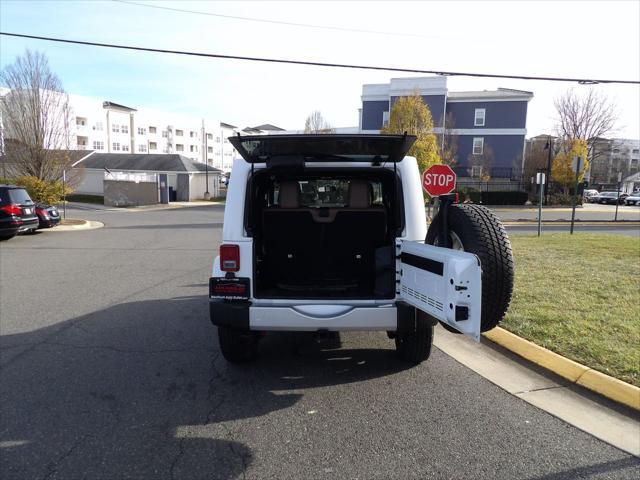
[502, 233, 640, 386]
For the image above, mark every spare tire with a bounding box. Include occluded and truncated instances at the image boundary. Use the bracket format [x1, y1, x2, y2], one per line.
[426, 204, 514, 332]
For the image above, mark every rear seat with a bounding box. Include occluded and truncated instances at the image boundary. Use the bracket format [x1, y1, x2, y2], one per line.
[324, 180, 388, 282]
[261, 180, 389, 289]
[262, 181, 321, 283]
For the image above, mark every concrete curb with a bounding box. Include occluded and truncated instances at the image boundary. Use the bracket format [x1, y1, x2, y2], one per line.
[46, 220, 104, 232]
[483, 327, 640, 411]
[503, 221, 640, 226]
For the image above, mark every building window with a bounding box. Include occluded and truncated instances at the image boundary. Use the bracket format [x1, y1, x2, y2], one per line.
[121, 125, 129, 134]
[76, 117, 86, 126]
[632, 149, 639, 154]
[207, 146, 213, 153]
[138, 144, 147, 152]
[472, 137, 484, 155]
[613, 148, 620, 154]
[190, 131, 197, 138]
[471, 166, 483, 178]
[149, 142, 157, 150]
[190, 145, 198, 152]
[137, 127, 146, 135]
[93, 141, 104, 150]
[206, 133, 213, 140]
[224, 138, 229, 143]
[176, 129, 183, 136]
[176, 144, 184, 152]
[216, 137, 220, 143]
[122, 144, 130, 152]
[149, 126, 156, 134]
[112, 124, 120, 133]
[474, 108, 486, 127]
[113, 142, 121, 151]
[208, 158, 213, 163]
[94, 122, 103, 131]
[162, 130, 168, 138]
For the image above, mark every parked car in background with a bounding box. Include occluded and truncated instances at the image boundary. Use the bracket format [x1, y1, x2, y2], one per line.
[0, 185, 39, 240]
[624, 192, 640, 206]
[596, 191, 627, 205]
[583, 189, 599, 203]
[35, 203, 61, 228]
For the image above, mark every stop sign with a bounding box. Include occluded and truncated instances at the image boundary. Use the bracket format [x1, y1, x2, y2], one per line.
[422, 164, 457, 197]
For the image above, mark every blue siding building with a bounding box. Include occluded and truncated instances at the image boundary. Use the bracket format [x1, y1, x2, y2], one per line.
[360, 77, 533, 178]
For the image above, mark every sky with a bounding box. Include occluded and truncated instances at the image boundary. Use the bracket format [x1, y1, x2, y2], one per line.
[1, 0, 639, 138]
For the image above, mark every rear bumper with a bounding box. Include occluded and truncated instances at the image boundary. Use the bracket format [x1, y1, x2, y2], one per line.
[210, 302, 397, 332]
[38, 216, 61, 228]
[17, 217, 39, 232]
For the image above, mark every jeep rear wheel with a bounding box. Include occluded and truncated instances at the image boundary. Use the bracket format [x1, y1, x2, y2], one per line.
[395, 311, 434, 364]
[426, 204, 514, 333]
[217, 326, 258, 363]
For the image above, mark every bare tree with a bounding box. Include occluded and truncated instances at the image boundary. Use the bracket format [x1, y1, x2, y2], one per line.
[467, 144, 495, 181]
[554, 88, 617, 161]
[438, 112, 458, 166]
[304, 110, 334, 134]
[0, 50, 76, 184]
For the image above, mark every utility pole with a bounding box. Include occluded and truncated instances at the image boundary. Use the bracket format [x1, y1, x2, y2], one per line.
[202, 118, 210, 200]
[570, 156, 582, 235]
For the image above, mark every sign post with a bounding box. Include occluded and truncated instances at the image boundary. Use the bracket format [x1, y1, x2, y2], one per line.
[536, 172, 546, 237]
[422, 164, 457, 247]
[615, 171, 622, 221]
[570, 156, 582, 235]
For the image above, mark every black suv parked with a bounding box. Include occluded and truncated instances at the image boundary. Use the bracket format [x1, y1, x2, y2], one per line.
[0, 185, 39, 240]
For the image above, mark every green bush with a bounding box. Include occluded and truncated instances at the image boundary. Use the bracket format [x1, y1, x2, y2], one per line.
[455, 187, 481, 204]
[66, 194, 104, 204]
[480, 191, 528, 205]
[548, 193, 582, 206]
[14, 176, 72, 204]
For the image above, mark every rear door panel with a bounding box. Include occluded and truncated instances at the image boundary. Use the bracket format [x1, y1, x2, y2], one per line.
[399, 241, 482, 341]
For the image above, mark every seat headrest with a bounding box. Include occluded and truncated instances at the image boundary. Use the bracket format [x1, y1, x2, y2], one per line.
[279, 181, 300, 208]
[348, 180, 371, 208]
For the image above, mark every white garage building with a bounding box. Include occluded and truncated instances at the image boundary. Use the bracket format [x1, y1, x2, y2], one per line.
[74, 152, 222, 201]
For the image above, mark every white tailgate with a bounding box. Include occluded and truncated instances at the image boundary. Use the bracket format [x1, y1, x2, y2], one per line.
[399, 241, 482, 341]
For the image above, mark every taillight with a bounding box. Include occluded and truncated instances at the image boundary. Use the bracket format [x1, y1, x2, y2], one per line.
[0, 204, 22, 216]
[220, 244, 240, 272]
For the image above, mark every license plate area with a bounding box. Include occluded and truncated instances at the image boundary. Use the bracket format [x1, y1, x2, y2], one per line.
[209, 277, 250, 300]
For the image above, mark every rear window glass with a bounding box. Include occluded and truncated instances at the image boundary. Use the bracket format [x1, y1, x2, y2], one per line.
[272, 179, 383, 208]
[8, 188, 34, 205]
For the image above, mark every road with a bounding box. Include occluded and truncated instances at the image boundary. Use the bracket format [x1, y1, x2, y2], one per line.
[1, 205, 638, 480]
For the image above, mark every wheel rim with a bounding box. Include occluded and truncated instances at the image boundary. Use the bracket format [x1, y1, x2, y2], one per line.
[449, 231, 464, 251]
[434, 231, 465, 251]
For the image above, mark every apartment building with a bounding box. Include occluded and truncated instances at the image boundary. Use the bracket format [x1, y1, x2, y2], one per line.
[67, 93, 241, 172]
[589, 137, 640, 186]
[360, 77, 533, 178]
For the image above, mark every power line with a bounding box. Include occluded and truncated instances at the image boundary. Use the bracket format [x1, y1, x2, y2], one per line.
[1, 31, 638, 85]
[112, 0, 443, 40]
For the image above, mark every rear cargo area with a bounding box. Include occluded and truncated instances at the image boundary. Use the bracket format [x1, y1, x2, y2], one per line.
[250, 170, 400, 299]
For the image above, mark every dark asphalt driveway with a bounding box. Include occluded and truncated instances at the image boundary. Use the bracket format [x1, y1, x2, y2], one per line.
[1, 205, 638, 479]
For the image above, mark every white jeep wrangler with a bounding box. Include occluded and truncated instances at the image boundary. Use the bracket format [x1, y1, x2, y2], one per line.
[210, 134, 514, 363]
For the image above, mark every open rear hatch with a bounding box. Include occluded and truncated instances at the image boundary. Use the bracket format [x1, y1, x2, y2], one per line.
[229, 134, 416, 165]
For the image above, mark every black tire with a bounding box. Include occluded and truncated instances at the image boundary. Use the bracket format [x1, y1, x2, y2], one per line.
[426, 204, 514, 333]
[395, 311, 434, 364]
[217, 326, 258, 363]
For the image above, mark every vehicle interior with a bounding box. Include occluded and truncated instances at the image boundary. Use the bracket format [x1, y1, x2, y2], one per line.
[247, 168, 403, 299]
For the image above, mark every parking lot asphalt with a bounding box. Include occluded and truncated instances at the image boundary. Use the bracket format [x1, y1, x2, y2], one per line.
[1, 205, 639, 480]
